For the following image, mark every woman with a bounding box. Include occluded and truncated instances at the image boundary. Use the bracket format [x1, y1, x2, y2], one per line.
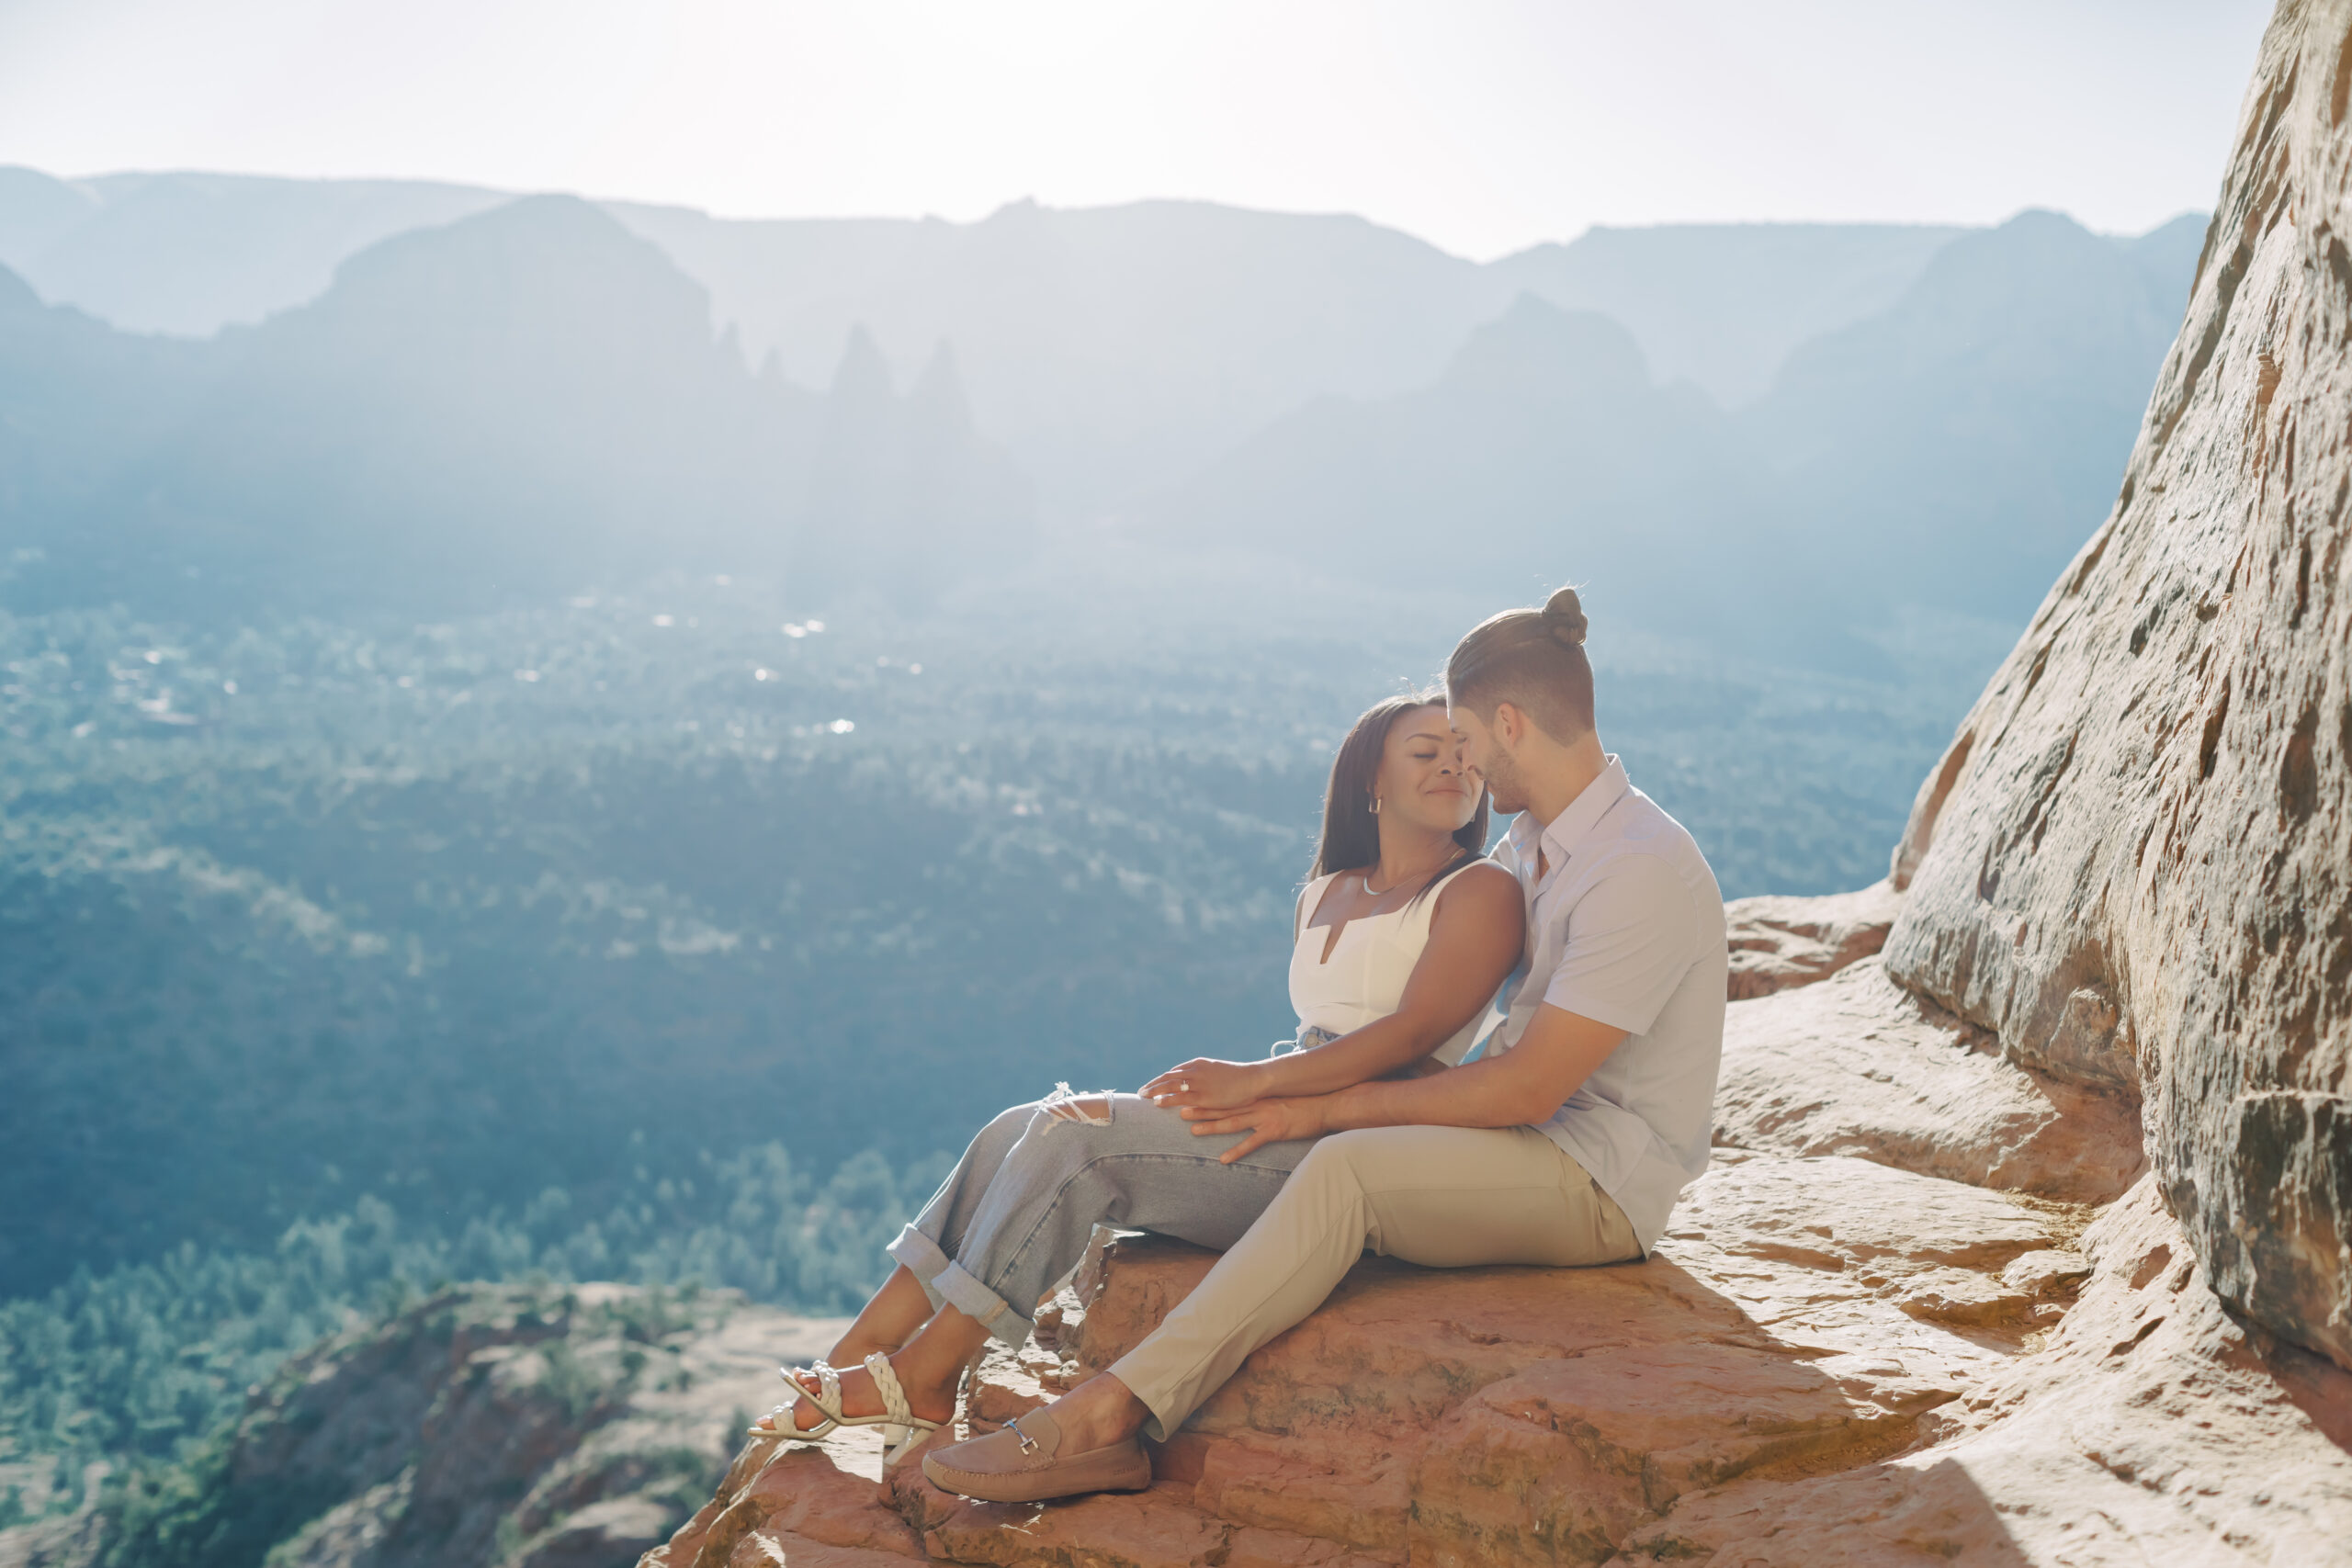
[750, 691, 1524, 1462]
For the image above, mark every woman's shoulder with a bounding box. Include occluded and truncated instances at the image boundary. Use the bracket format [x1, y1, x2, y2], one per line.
[1435, 854, 1515, 892]
[1429, 859, 1522, 921]
[1296, 871, 1344, 910]
[1294, 871, 1343, 936]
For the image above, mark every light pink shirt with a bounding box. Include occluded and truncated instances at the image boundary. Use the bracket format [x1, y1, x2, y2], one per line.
[1474, 756, 1727, 1252]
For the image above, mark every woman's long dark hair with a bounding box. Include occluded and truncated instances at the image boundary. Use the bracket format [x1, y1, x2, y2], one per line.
[1307, 691, 1490, 894]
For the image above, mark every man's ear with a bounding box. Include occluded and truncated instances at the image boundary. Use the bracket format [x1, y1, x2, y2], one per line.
[1490, 700, 1523, 750]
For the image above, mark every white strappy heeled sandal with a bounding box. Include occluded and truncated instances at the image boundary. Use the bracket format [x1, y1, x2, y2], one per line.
[745, 1353, 942, 1467]
[863, 1351, 944, 1467]
[749, 1360, 845, 1440]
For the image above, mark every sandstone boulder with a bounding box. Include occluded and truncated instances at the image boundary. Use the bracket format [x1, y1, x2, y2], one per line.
[1879, 0, 2352, 1369]
[1713, 958, 2144, 1202]
[1724, 879, 1905, 999]
[645, 1153, 2352, 1568]
[74, 1283, 848, 1568]
[1612, 1179, 2352, 1564]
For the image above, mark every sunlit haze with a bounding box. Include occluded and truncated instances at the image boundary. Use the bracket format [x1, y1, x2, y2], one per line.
[0, 0, 2273, 256]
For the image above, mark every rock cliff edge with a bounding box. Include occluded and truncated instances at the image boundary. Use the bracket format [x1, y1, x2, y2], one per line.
[1883, 0, 2352, 1374]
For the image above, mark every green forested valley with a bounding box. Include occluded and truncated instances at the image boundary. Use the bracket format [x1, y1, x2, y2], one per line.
[0, 571, 1996, 1515]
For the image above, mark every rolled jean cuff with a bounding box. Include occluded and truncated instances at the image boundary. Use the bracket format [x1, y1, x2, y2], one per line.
[932, 1260, 1035, 1347]
[885, 1225, 952, 1313]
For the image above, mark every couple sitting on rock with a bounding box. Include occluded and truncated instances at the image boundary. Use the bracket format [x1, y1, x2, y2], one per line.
[751, 587, 1729, 1502]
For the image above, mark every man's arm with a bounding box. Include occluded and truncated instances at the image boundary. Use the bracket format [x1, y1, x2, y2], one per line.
[1182, 1001, 1625, 1163]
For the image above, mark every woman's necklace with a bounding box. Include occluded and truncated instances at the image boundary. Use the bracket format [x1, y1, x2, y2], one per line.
[1363, 860, 1444, 898]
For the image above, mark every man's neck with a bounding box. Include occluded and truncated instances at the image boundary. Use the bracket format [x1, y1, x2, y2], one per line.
[1520, 732, 1611, 834]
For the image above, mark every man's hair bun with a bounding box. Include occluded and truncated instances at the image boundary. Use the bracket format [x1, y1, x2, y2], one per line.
[1542, 586, 1589, 646]
[1447, 579, 1597, 739]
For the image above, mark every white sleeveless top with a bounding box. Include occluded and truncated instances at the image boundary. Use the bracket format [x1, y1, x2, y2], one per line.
[1286, 861, 1489, 1066]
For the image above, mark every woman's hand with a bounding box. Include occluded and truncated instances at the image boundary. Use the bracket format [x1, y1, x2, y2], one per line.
[1178, 1097, 1328, 1163]
[1140, 1058, 1269, 1111]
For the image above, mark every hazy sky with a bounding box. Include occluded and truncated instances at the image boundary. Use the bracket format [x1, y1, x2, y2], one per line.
[0, 0, 2275, 259]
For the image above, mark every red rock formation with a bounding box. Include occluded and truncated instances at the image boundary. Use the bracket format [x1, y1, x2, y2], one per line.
[1881, 0, 2352, 1370]
[1724, 879, 1903, 1000]
[53, 1283, 845, 1568]
[642, 1147, 2351, 1566]
[1713, 958, 2145, 1202]
[1617, 1179, 2352, 1564]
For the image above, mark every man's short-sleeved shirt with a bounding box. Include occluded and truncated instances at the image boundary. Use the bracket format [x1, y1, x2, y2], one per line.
[1471, 756, 1726, 1252]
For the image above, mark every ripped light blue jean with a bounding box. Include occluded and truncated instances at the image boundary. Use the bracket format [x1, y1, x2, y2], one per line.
[887, 1037, 1334, 1345]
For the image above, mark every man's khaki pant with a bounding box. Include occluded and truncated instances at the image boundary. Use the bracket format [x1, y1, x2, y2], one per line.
[1108, 1122, 1640, 1440]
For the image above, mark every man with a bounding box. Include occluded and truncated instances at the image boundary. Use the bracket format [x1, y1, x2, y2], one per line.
[922, 586, 1729, 1502]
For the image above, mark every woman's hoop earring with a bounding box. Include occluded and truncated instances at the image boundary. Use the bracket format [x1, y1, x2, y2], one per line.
[1370, 795, 1383, 814]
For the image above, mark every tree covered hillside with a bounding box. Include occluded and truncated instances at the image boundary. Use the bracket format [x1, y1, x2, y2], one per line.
[0, 571, 1984, 1304]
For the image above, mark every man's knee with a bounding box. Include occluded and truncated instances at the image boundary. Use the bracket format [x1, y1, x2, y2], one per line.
[1292, 1130, 1381, 1194]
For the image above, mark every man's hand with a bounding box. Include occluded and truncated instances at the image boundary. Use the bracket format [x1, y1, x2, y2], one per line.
[1177, 1096, 1328, 1163]
[1141, 1058, 1267, 1111]
[1290, 1003, 1630, 1139]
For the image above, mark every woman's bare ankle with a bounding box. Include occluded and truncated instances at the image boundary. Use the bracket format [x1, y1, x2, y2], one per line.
[895, 1340, 986, 1416]
[824, 1331, 900, 1367]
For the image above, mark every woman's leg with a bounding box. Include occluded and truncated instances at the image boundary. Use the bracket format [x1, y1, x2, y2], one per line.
[1056, 1125, 1636, 1448]
[819, 1268, 933, 1365]
[763, 1094, 1319, 1436]
[920, 1092, 1316, 1347]
[884, 1099, 1046, 1323]
[754, 1100, 1049, 1433]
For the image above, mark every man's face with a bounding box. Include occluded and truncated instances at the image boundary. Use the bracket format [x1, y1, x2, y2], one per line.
[1448, 700, 1529, 815]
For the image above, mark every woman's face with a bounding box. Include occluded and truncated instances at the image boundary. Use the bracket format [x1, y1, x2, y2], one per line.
[1374, 705, 1481, 836]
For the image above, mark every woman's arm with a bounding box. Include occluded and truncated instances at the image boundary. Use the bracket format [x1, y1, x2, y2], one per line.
[1144, 863, 1524, 1108]
[1256, 863, 1522, 1096]
[1181, 1001, 1628, 1163]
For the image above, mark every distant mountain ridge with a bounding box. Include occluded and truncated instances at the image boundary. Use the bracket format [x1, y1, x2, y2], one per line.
[0, 164, 2210, 659]
[1155, 297, 1752, 632]
[0, 166, 507, 337]
[1487, 221, 1966, 405]
[1156, 208, 2208, 661]
[1747, 209, 2208, 622]
[0, 167, 1971, 408]
[3, 167, 1983, 513]
[0, 195, 1024, 614]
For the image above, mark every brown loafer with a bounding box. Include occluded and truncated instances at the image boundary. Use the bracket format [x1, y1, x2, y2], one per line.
[922, 1408, 1152, 1503]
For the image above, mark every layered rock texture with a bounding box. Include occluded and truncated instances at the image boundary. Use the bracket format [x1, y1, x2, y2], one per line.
[1881, 0, 2352, 1372]
[646, 1151, 2350, 1566]
[644, 5, 2352, 1562]
[1712, 959, 2146, 1204]
[205, 1284, 810, 1568]
[1723, 879, 1903, 1000]
[0, 1285, 848, 1568]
